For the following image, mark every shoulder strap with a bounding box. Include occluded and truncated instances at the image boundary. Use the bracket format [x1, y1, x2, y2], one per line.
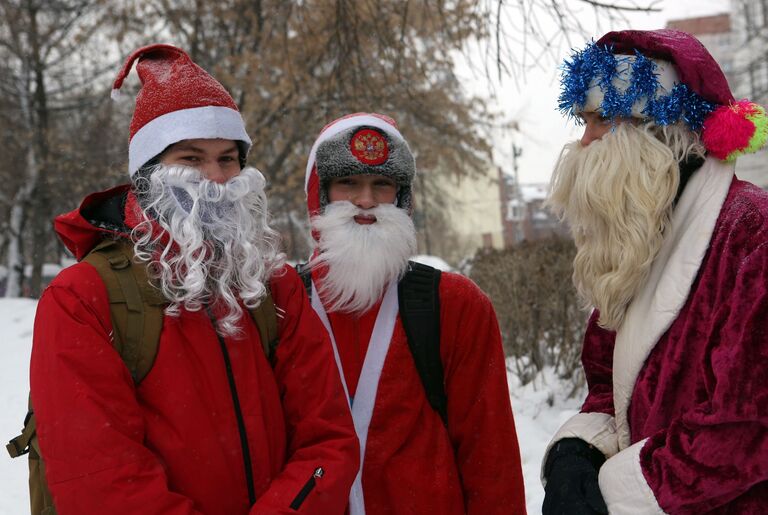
[296, 260, 448, 424]
[8, 240, 166, 514]
[247, 291, 279, 363]
[85, 238, 280, 370]
[5, 395, 35, 459]
[398, 261, 447, 426]
[83, 238, 167, 384]
[295, 262, 312, 298]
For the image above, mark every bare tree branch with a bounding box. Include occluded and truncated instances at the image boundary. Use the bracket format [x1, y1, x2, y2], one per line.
[578, 0, 661, 12]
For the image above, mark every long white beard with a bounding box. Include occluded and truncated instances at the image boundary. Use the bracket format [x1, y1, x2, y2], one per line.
[310, 201, 417, 314]
[547, 123, 681, 330]
[131, 164, 285, 336]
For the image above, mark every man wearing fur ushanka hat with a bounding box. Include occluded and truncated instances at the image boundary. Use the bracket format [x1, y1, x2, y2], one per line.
[300, 113, 527, 515]
[542, 29, 768, 514]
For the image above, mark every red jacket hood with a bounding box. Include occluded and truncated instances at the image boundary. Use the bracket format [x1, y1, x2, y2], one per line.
[54, 184, 134, 261]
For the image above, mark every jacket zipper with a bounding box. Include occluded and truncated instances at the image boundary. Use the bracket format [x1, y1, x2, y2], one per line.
[207, 307, 257, 506]
[289, 467, 324, 510]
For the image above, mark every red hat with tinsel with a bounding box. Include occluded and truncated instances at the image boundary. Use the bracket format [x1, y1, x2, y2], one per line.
[560, 29, 767, 162]
[112, 44, 252, 176]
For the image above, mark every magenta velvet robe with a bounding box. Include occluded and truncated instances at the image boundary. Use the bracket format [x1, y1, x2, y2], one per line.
[546, 159, 768, 514]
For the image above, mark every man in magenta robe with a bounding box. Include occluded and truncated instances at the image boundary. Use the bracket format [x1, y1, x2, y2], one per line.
[541, 29, 768, 514]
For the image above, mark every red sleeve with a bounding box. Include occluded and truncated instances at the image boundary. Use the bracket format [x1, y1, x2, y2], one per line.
[640, 244, 768, 513]
[440, 273, 527, 515]
[580, 311, 617, 416]
[251, 266, 359, 514]
[30, 264, 203, 515]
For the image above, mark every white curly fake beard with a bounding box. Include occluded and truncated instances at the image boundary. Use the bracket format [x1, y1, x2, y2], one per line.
[310, 201, 417, 314]
[131, 164, 285, 336]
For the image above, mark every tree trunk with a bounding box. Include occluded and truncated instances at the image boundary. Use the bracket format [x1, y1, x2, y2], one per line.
[4, 199, 26, 298]
[5, 117, 40, 298]
[26, 1, 49, 298]
[289, 210, 313, 260]
[28, 195, 49, 297]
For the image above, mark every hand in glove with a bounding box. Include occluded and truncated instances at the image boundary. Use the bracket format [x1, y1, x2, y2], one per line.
[542, 438, 608, 515]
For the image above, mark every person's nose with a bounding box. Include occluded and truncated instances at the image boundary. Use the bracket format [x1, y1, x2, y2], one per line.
[580, 119, 607, 147]
[353, 184, 377, 210]
[200, 162, 233, 184]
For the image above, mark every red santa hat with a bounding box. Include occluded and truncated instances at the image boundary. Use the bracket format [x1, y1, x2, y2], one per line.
[304, 113, 416, 218]
[560, 29, 767, 162]
[112, 44, 252, 176]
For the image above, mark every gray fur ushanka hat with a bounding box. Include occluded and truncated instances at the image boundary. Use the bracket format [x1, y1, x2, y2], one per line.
[304, 113, 416, 216]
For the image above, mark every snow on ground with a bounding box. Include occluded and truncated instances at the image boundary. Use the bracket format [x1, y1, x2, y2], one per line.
[0, 299, 37, 515]
[508, 367, 583, 514]
[0, 298, 580, 514]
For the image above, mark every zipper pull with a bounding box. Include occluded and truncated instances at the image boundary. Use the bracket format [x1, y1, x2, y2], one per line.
[290, 466, 325, 510]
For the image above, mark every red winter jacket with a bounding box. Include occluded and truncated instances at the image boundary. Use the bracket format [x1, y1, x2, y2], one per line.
[30, 186, 359, 515]
[317, 270, 527, 514]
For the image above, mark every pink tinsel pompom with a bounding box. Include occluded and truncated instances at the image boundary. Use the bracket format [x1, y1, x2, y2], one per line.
[702, 100, 762, 161]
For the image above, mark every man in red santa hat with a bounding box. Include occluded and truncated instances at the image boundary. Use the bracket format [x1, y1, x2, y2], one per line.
[300, 112, 527, 515]
[20, 44, 358, 514]
[542, 29, 768, 514]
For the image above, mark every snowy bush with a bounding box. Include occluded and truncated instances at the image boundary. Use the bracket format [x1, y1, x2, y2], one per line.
[471, 237, 587, 396]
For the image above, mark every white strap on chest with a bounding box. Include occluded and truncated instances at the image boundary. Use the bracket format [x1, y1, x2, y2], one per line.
[310, 280, 399, 515]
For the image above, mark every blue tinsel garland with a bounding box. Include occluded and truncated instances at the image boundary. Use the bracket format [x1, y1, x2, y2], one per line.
[558, 43, 716, 130]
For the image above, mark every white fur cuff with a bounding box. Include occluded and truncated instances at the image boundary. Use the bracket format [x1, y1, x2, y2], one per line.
[541, 412, 619, 484]
[598, 438, 666, 514]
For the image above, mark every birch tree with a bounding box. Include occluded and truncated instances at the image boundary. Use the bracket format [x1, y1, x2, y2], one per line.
[0, 0, 117, 296]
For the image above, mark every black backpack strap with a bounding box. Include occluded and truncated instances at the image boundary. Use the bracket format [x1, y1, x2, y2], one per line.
[398, 261, 447, 426]
[294, 262, 313, 298]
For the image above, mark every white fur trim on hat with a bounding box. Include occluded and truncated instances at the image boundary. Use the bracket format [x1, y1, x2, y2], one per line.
[128, 105, 252, 176]
[581, 57, 680, 118]
[304, 114, 406, 192]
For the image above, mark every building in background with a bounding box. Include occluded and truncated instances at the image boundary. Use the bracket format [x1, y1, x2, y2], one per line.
[415, 163, 506, 266]
[500, 175, 569, 246]
[667, 13, 734, 80]
[668, 8, 768, 188]
[728, 0, 768, 188]
[417, 6, 768, 265]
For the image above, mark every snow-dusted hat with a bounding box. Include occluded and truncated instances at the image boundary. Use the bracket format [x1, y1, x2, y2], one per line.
[559, 29, 767, 162]
[304, 113, 416, 216]
[112, 43, 252, 176]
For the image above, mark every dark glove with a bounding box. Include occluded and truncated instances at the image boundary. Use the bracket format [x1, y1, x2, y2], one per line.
[542, 438, 608, 515]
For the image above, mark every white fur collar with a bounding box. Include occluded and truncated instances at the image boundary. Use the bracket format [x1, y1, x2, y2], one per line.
[613, 157, 735, 449]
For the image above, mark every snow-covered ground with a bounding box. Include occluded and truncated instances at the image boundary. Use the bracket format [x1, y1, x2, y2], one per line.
[0, 298, 580, 514]
[1, 299, 38, 515]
